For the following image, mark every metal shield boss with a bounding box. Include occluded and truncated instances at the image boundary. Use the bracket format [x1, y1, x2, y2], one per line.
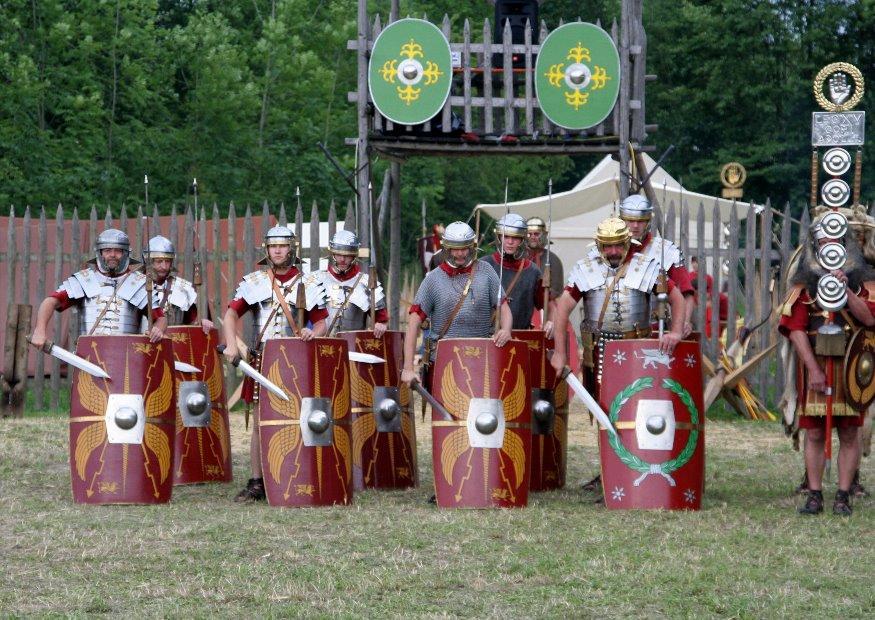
[257, 338, 352, 506]
[844, 328, 875, 411]
[368, 18, 452, 125]
[431, 338, 532, 508]
[69, 335, 177, 504]
[535, 22, 621, 130]
[339, 331, 417, 491]
[512, 330, 568, 491]
[598, 339, 705, 510]
[167, 326, 233, 485]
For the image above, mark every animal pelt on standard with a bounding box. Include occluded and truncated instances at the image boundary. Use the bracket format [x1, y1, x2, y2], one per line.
[791, 233, 875, 296]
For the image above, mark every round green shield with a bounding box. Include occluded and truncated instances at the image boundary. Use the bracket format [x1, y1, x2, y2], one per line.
[368, 18, 452, 125]
[535, 22, 620, 130]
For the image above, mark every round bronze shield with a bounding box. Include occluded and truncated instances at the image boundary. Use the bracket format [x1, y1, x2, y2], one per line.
[844, 328, 875, 411]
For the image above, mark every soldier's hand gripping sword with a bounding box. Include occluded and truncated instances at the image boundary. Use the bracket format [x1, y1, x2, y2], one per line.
[28, 338, 111, 380]
[408, 378, 453, 421]
[217, 344, 290, 402]
[547, 351, 617, 436]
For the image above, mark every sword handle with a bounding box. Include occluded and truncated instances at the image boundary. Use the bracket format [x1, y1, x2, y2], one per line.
[216, 344, 241, 367]
[25, 335, 53, 354]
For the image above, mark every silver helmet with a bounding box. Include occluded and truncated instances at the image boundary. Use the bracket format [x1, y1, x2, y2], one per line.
[261, 225, 296, 267]
[328, 230, 360, 257]
[618, 194, 653, 222]
[148, 235, 175, 259]
[494, 213, 527, 259]
[442, 221, 477, 267]
[94, 228, 131, 274]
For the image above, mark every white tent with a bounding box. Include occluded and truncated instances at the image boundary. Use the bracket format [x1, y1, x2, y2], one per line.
[474, 153, 757, 275]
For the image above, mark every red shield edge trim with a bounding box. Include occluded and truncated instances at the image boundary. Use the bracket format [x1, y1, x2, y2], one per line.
[258, 337, 353, 506]
[598, 339, 705, 510]
[338, 330, 418, 490]
[512, 330, 568, 491]
[69, 335, 176, 504]
[431, 337, 532, 508]
[167, 326, 233, 485]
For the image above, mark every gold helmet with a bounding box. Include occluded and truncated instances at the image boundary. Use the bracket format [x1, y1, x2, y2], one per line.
[526, 216, 547, 233]
[595, 216, 632, 250]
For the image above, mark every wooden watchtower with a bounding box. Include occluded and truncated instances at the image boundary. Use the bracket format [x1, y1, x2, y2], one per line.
[347, 0, 652, 324]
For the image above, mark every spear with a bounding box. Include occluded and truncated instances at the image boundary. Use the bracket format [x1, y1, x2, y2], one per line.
[495, 179, 509, 331]
[142, 174, 153, 333]
[294, 186, 306, 329]
[541, 179, 553, 327]
[368, 181, 377, 329]
[191, 178, 208, 322]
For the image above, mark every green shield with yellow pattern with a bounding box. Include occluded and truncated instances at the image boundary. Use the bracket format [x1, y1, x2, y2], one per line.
[368, 18, 452, 125]
[535, 22, 620, 130]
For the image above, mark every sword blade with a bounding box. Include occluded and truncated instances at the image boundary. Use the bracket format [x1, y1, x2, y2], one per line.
[236, 358, 290, 402]
[49, 344, 111, 380]
[174, 361, 202, 373]
[348, 351, 386, 364]
[561, 368, 617, 436]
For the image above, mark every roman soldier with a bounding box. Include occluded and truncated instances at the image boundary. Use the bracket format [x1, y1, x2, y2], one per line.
[401, 221, 512, 389]
[526, 216, 564, 302]
[30, 228, 166, 347]
[221, 225, 329, 502]
[145, 235, 212, 331]
[616, 194, 695, 337]
[316, 230, 389, 336]
[551, 216, 685, 394]
[781, 218, 875, 516]
[482, 213, 548, 332]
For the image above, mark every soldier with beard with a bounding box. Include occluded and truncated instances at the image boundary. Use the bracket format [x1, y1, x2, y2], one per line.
[482, 213, 550, 333]
[222, 225, 329, 502]
[780, 219, 875, 516]
[315, 230, 389, 335]
[526, 216, 564, 303]
[145, 235, 213, 332]
[30, 229, 166, 347]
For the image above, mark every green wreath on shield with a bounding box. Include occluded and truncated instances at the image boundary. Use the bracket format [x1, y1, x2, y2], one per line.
[606, 377, 699, 486]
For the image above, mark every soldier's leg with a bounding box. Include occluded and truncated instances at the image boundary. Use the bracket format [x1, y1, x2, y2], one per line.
[803, 427, 826, 491]
[836, 426, 860, 492]
[236, 408, 265, 502]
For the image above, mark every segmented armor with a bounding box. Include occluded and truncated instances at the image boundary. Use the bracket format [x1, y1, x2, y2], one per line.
[232, 270, 328, 342]
[316, 269, 386, 332]
[59, 268, 149, 335]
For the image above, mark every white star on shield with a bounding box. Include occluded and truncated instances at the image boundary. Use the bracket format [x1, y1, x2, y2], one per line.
[611, 486, 625, 501]
[684, 354, 696, 368]
[612, 351, 626, 366]
[683, 488, 696, 503]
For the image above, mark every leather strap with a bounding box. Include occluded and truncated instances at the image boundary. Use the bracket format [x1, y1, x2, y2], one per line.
[597, 262, 630, 331]
[87, 272, 128, 336]
[437, 263, 477, 340]
[326, 273, 364, 335]
[490, 258, 526, 323]
[270, 271, 302, 337]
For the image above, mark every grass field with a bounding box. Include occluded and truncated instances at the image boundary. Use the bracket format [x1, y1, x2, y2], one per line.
[1, 398, 872, 617]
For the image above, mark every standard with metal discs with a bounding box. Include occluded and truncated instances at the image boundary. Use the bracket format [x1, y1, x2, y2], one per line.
[475, 412, 499, 435]
[368, 18, 452, 125]
[817, 242, 847, 271]
[114, 407, 139, 430]
[822, 147, 852, 176]
[817, 274, 848, 311]
[820, 211, 849, 238]
[535, 22, 621, 130]
[821, 178, 851, 207]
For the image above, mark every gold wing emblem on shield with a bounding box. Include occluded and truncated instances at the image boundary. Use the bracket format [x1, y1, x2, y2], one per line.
[350, 363, 373, 407]
[267, 360, 299, 419]
[144, 425, 171, 483]
[500, 431, 526, 488]
[267, 426, 301, 483]
[332, 363, 350, 421]
[399, 383, 410, 407]
[77, 371, 108, 416]
[503, 365, 527, 421]
[440, 427, 469, 485]
[144, 362, 173, 418]
[554, 381, 568, 408]
[553, 415, 566, 444]
[208, 409, 229, 461]
[351, 414, 376, 468]
[401, 411, 414, 448]
[333, 426, 352, 481]
[440, 363, 470, 419]
[206, 361, 225, 403]
[74, 422, 106, 480]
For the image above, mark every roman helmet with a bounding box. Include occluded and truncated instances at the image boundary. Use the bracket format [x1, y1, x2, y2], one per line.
[618, 194, 653, 236]
[595, 216, 633, 261]
[493, 213, 527, 259]
[148, 235, 175, 260]
[260, 225, 297, 267]
[526, 216, 548, 249]
[328, 230, 361, 274]
[442, 221, 478, 267]
[94, 228, 132, 275]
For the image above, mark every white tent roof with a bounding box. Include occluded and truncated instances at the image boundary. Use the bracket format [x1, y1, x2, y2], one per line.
[474, 153, 755, 225]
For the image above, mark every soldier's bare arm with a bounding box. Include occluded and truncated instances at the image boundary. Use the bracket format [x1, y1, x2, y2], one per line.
[29, 296, 62, 348]
[222, 308, 241, 359]
[401, 312, 423, 386]
[659, 287, 685, 355]
[788, 329, 826, 392]
[493, 303, 513, 347]
[148, 314, 168, 343]
[550, 291, 579, 374]
[844, 284, 875, 326]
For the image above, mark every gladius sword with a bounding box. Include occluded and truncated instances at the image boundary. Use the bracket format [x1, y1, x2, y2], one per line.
[217, 345, 290, 402]
[31, 340, 111, 380]
[556, 365, 617, 436]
